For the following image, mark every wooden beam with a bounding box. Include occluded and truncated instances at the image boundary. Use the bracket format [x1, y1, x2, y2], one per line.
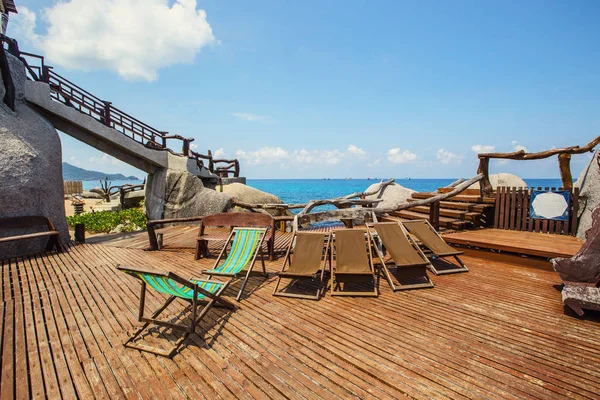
[478, 136, 600, 160]
[559, 153, 573, 190]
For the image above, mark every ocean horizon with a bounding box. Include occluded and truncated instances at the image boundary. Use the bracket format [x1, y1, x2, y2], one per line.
[82, 177, 564, 205]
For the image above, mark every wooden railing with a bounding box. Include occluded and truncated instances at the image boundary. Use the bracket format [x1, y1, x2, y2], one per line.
[1, 36, 242, 177]
[477, 136, 600, 196]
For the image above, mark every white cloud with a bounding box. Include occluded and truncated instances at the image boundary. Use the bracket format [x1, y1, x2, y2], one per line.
[321, 150, 344, 165]
[471, 144, 496, 153]
[436, 149, 462, 165]
[367, 158, 381, 168]
[514, 144, 528, 152]
[235, 147, 289, 165]
[190, 143, 198, 150]
[231, 112, 269, 123]
[10, 1, 216, 81]
[511, 140, 518, 146]
[387, 148, 417, 164]
[213, 148, 226, 158]
[88, 154, 125, 167]
[347, 144, 367, 158]
[294, 149, 314, 164]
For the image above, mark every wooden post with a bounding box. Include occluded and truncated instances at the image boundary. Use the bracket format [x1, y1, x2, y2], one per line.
[103, 101, 112, 127]
[558, 153, 573, 190]
[234, 160, 240, 177]
[477, 157, 492, 196]
[182, 139, 190, 156]
[429, 201, 440, 231]
[41, 65, 51, 83]
[147, 223, 159, 250]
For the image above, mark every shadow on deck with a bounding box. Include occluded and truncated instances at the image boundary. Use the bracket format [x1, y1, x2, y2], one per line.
[1, 228, 600, 399]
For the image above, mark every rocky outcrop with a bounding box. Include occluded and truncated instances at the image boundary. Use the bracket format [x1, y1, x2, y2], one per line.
[145, 169, 233, 221]
[468, 173, 527, 190]
[365, 182, 415, 210]
[222, 183, 285, 215]
[0, 52, 69, 259]
[575, 148, 600, 239]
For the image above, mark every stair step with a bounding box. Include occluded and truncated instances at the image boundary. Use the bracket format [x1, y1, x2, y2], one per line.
[407, 199, 493, 212]
[389, 210, 471, 230]
[411, 192, 496, 204]
[407, 206, 482, 222]
[436, 187, 482, 195]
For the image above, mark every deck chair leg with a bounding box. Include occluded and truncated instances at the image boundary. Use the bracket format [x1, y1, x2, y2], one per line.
[124, 294, 177, 350]
[260, 249, 267, 277]
[236, 266, 255, 301]
[454, 255, 469, 272]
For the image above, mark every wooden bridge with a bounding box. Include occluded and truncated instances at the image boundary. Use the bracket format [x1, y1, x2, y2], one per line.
[1, 37, 240, 177]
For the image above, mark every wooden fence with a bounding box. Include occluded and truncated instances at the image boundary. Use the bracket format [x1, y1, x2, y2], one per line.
[64, 180, 83, 195]
[494, 186, 579, 236]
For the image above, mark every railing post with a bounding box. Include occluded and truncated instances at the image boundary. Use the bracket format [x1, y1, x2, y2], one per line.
[41, 65, 51, 83]
[429, 200, 440, 231]
[208, 150, 214, 173]
[558, 153, 573, 190]
[182, 139, 190, 155]
[477, 157, 492, 196]
[103, 101, 112, 127]
[160, 131, 167, 148]
[234, 160, 240, 177]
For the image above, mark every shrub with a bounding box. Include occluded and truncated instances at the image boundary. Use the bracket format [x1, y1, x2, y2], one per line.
[67, 209, 147, 233]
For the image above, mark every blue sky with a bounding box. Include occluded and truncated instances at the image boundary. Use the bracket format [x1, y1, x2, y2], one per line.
[8, 0, 600, 179]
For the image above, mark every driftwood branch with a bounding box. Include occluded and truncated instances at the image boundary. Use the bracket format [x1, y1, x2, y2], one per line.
[293, 174, 484, 229]
[478, 136, 600, 160]
[231, 178, 395, 214]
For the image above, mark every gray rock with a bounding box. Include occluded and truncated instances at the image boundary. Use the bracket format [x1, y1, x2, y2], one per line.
[575, 148, 600, 239]
[145, 169, 233, 221]
[0, 53, 69, 259]
[468, 173, 528, 190]
[365, 182, 416, 209]
[81, 190, 105, 199]
[221, 183, 284, 215]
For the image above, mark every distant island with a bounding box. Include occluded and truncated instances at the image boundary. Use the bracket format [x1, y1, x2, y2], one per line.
[62, 162, 140, 181]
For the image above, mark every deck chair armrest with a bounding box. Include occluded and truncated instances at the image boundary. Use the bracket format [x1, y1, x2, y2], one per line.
[202, 270, 236, 277]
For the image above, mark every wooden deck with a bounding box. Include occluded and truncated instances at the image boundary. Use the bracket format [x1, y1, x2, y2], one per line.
[2, 228, 600, 399]
[443, 229, 583, 259]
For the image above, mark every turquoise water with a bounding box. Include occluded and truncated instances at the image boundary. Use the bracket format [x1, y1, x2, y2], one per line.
[82, 177, 564, 206]
[246, 178, 563, 205]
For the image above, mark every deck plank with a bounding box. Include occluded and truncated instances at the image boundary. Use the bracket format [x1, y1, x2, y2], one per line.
[2, 229, 600, 399]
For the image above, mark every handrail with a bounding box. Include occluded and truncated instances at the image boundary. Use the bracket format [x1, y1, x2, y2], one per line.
[477, 136, 600, 195]
[1, 36, 242, 176]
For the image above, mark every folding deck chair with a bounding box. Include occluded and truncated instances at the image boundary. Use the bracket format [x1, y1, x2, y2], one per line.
[401, 220, 469, 275]
[203, 227, 267, 301]
[372, 222, 434, 291]
[117, 265, 233, 358]
[331, 228, 378, 296]
[273, 231, 331, 300]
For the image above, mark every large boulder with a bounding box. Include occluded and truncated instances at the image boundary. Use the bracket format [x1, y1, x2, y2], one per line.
[145, 169, 233, 221]
[468, 173, 528, 190]
[365, 182, 415, 209]
[221, 183, 285, 215]
[0, 52, 69, 259]
[575, 148, 600, 239]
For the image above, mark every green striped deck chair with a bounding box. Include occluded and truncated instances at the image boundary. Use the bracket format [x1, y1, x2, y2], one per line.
[203, 227, 268, 301]
[117, 264, 234, 358]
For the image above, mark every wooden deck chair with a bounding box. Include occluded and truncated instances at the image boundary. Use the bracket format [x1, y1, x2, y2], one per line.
[273, 232, 331, 300]
[401, 220, 469, 275]
[372, 222, 434, 291]
[331, 229, 378, 297]
[203, 227, 267, 301]
[117, 265, 233, 358]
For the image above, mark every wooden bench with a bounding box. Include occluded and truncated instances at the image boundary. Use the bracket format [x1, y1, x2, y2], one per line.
[0, 216, 64, 253]
[195, 212, 275, 261]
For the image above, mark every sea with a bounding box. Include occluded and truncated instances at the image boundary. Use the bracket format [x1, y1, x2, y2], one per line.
[83, 178, 563, 208]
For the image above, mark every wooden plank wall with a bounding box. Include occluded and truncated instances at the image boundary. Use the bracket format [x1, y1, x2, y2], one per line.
[64, 180, 83, 195]
[493, 187, 579, 236]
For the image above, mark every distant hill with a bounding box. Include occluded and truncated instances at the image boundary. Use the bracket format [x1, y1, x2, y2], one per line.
[62, 162, 140, 181]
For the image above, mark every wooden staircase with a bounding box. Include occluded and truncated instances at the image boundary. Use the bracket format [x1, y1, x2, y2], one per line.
[382, 188, 496, 230]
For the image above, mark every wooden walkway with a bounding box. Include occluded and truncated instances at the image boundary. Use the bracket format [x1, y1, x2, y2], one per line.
[443, 229, 583, 259]
[2, 229, 600, 399]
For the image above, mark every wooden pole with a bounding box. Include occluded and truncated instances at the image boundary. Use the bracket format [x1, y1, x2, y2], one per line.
[477, 157, 492, 196]
[429, 201, 440, 231]
[558, 153, 573, 189]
